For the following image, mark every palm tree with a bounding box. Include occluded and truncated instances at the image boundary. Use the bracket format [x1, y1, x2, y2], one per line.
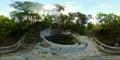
[10, 11, 25, 22]
[55, 4, 65, 13]
[10, 1, 43, 22]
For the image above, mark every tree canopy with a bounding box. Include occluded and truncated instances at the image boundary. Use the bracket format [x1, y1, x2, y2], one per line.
[10, 1, 43, 22]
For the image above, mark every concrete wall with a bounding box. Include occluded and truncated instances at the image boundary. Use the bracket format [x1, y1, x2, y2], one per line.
[39, 28, 88, 54]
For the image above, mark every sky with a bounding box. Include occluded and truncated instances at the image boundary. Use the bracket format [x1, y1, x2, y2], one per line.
[0, 0, 120, 23]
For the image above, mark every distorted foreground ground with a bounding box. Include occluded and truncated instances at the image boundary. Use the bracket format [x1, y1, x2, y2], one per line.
[0, 35, 120, 60]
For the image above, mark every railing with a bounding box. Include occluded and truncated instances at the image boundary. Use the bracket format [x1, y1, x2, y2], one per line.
[0, 35, 25, 53]
[36, 42, 88, 54]
[88, 34, 120, 53]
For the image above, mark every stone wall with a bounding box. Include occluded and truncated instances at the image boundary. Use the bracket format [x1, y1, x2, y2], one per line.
[88, 34, 120, 53]
[0, 35, 25, 53]
[39, 28, 88, 54]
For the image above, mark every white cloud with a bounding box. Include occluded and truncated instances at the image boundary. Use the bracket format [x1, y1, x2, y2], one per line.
[0, 13, 3, 15]
[95, 3, 115, 9]
[88, 15, 98, 24]
[62, 5, 80, 14]
[62, 1, 81, 14]
[88, 18, 98, 24]
[115, 12, 120, 16]
[43, 5, 55, 10]
[63, 1, 75, 5]
[42, 3, 81, 15]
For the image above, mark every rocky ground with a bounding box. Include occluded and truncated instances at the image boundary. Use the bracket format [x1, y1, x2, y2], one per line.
[0, 35, 120, 60]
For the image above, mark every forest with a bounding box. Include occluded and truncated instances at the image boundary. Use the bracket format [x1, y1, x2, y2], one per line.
[0, 1, 120, 47]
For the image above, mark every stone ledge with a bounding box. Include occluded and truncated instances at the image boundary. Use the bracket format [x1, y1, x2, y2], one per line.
[88, 34, 120, 53]
[38, 28, 88, 54]
[0, 35, 25, 53]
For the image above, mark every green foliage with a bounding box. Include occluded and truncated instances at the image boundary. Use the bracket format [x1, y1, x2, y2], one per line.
[55, 4, 65, 12]
[94, 13, 120, 46]
[0, 15, 15, 40]
[54, 12, 90, 35]
[41, 15, 52, 28]
[0, 1, 90, 46]
[61, 20, 86, 35]
[87, 22, 93, 30]
[10, 1, 43, 22]
[10, 1, 43, 11]
[0, 15, 30, 45]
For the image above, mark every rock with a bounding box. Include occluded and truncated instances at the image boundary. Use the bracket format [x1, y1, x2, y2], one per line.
[31, 49, 41, 55]
[1, 55, 25, 60]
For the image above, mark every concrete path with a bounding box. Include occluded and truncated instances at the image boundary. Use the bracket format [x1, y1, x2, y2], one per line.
[74, 35, 103, 56]
[1, 55, 120, 60]
[0, 35, 120, 60]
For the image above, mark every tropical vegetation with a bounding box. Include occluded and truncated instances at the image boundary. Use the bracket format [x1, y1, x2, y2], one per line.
[90, 13, 120, 46]
[1, 1, 119, 47]
[0, 1, 90, 46]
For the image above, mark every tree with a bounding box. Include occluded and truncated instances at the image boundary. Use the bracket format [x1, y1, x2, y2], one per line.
[0, 15, 11, 26]
[0, 15, 16, 40]
[55, 4, 65, 13]
[10, 1, 43, 22]
[95, 13, 120, 46]
[50, 4, 66, 24]
[68, 12, 76, 20]
[76, 12, 88, 26]
[97, 13, 120, 27]
[87, 22, 93, 30]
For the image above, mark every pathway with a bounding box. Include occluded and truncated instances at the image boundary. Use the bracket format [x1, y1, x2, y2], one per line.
[0, 35, 120, 60]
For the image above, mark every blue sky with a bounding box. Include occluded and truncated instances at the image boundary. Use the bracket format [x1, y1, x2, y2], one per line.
[0, 0, 120, 17]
